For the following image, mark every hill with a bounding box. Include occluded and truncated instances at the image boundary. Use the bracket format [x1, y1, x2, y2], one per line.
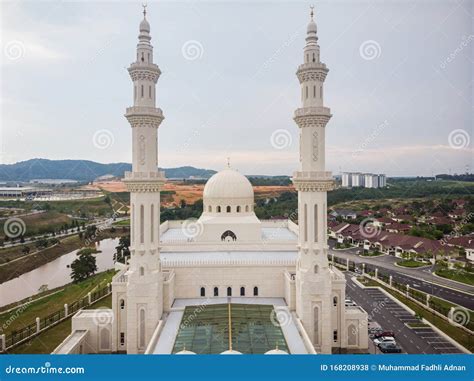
[0, 159, 217, 182]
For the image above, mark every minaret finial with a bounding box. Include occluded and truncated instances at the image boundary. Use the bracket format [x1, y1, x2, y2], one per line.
[310, 5, 314, 20]
[142, 3, 147, 18]
[227, 157, 231, 168]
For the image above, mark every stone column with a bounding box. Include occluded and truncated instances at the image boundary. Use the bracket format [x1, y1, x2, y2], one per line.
[36, 317, 40, 333]
[389, 275, 392, 287]
[64, 303, 69, 316]
[375, 268, 378, 280]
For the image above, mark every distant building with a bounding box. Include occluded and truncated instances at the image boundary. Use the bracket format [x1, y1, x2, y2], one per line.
[341, 172, 386, 188]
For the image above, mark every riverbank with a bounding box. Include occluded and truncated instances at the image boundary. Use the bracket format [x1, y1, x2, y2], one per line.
[0, 270, 116, 336]
[0, 228, 128, 284]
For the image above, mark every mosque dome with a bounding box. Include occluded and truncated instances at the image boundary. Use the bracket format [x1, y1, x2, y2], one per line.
[203, 168, 253, 200]
[202, 168, 255, 215]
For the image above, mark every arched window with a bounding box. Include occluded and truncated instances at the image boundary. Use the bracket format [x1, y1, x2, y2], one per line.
[139, 266, 145, 276]
[226, 206, 231, 213]
[320, 86, 323, 98]
[314, 265, 319, 274]
[313, 86, 316, 97]
[221, 230, 237, 241]
[99, 328, 111, 351]
[313, 306, 320, 345]
[304, 204, 308, 242]
[306, 53, 309, 62]
[147, 53, 150, 62]
[139, 309, 146, 349]
[333, 296, 338, 307]
[140, 205, 144, 243]
[314, 204, 318, 242]
[149, 86, 152, 98]
[227, 287, 232, 296]
[305, 86, 308, 99]
[200, 287, 205, 297]
[245, 205, 249, 212]
[253, 287, 258, 296]
[214, 287, 219, 297]
[150, 204, 154, 243]
[208, 205, 212, 212]
[348, 324, 357, 346]
[120, 299, 125, 310]
[141, 52, 144, 62]
[240, 287, 245, 296]
[141, 85, 144, 98]
[333, 330, 338, 342]
[312, 53, 315, 62]
[236, 206, 241, 213]
[217, 206, 221, 213]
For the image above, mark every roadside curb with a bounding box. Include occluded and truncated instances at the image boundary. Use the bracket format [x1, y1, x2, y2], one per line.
[431, 271, 473, 289]
[394, 262, 431, 270]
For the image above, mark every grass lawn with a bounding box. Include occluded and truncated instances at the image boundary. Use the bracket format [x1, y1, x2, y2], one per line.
[0, 211, 73, 240]
[435, 268, 474, 286]
[361, 251, 384, 257]
[406, 322, 430, 328]
[356, 277, 380, 287]
[10, 295, 112, 354]
[397, 260, 428, 268]
[113, 219, 130, 226]
[0, 270, 116, 335]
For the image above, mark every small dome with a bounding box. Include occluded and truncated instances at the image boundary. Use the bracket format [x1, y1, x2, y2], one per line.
[203, 169, 253, 200]
[307, 20, 317, 34]
[140, 18, 150, 33]
[265, 349, 289, 355]
[220, 350, 242, 355]
[176, 349, 196, 355]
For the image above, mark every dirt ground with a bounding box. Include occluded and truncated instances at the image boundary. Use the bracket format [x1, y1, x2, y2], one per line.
[86, 181, 294, 207]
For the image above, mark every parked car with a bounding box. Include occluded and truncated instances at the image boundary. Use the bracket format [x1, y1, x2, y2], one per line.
[374, 336, 396, 346]
[374, 331, 395, 339]
[379, 342, 402, 353]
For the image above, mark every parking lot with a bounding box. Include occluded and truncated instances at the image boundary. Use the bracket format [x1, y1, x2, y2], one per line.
[345, 274, 463, 354]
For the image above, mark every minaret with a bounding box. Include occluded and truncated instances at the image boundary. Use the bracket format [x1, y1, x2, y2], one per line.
[122, 5, 165, 354]
[292, 6, 334, 354]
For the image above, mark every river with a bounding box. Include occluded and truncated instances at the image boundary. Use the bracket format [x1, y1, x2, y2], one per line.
[0, 238, 118, 308]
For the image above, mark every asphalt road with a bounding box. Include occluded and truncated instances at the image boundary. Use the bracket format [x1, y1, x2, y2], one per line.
[345, 274, 463, 354]
[330, 247, 474, 310]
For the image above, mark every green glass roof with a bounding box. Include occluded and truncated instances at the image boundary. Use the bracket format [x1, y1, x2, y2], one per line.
[172, 303, 289, 354]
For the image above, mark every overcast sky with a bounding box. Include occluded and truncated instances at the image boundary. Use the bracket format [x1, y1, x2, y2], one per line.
[1, 0, 472, 176]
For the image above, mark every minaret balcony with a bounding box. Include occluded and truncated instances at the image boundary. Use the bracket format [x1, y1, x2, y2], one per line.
[296, 63, 328, 83]
[124, 170, 165, 181]
[292, 171, 332, 181]
[128, 63, 161, 82]
[125, 107, 164, 128]
[294, 107, 332, 128]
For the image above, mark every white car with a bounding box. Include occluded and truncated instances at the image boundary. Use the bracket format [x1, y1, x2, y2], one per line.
[373, 336, 396, 346]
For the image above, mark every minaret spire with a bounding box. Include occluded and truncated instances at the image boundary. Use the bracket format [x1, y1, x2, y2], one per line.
[292, 7, 333, 354]
[120, 5, 165, 354]
[310, 5, 314, 19]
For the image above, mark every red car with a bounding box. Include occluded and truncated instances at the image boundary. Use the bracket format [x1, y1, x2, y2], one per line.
[374, 331, 395, 339]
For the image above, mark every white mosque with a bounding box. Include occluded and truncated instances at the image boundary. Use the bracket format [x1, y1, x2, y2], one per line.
[54, 6, 368, 355]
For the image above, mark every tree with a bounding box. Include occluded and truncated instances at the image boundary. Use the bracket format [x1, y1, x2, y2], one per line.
[114, 235, 130, 264]
[70, 249, 97, 283]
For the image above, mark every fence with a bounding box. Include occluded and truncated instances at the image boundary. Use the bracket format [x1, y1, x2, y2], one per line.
[1, 284, 111, 352]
